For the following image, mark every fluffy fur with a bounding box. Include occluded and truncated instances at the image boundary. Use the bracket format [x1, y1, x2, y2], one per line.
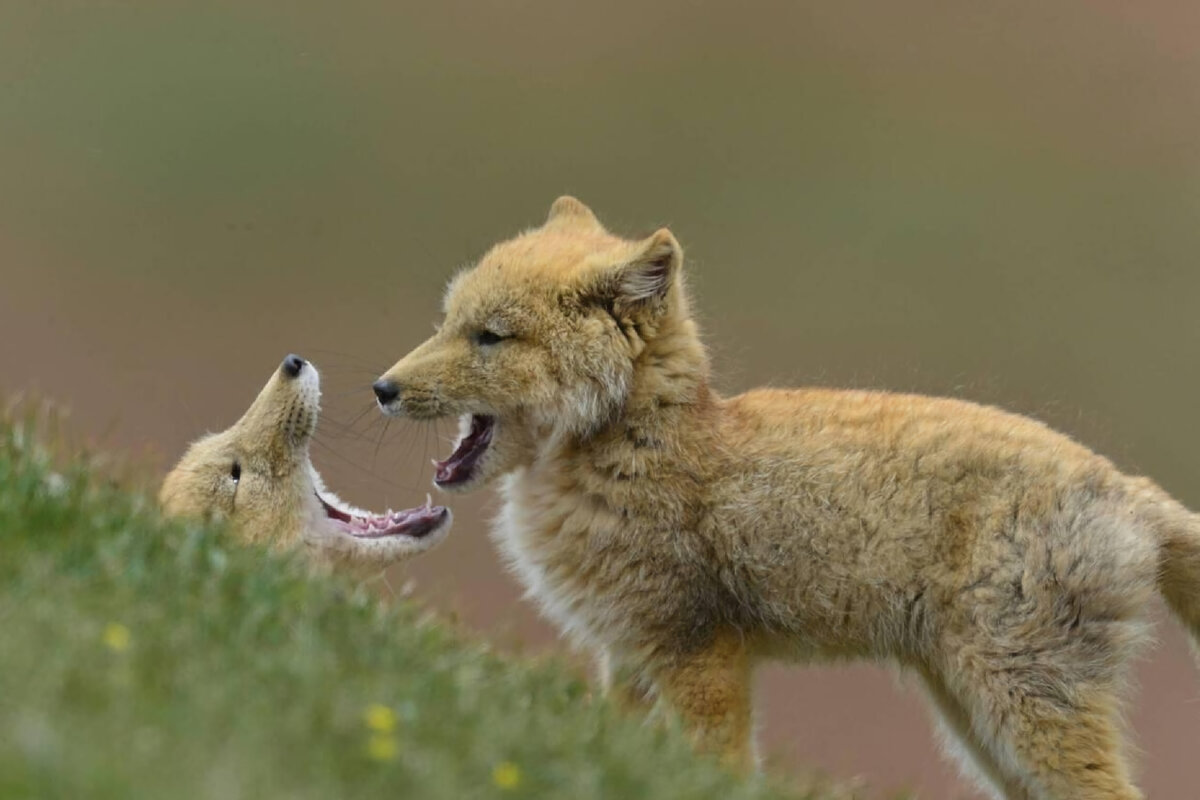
[377, 197, 1200, 799]
[161, 356, 450, 577]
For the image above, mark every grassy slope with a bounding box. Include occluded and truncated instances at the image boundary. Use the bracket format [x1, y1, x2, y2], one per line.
[0, 415, 845, 800]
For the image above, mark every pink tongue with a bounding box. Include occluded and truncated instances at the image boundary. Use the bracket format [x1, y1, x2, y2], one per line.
[345, 505, 446, 539]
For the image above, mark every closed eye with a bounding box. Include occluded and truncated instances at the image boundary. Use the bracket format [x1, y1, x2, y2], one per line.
[473, 329, 509, 346]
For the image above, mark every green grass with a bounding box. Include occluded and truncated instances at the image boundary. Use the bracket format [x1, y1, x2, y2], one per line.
[0, 410, 847, 800]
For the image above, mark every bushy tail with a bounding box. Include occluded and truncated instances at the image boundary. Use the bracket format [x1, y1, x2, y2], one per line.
[1160, 515, 1200, 659]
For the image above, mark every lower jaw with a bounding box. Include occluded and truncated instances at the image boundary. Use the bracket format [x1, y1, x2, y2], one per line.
[316, 491, 449, 539]
[330, 522, 446, 549]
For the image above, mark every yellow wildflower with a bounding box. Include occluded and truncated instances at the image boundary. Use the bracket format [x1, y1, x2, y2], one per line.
[367, 734, 398, 762]
[492, 761, 521, 790]
[363, 703, 397, 733]
[102, 622, 131, 652]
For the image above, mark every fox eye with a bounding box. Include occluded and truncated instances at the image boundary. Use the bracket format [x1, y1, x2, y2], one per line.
[473, 329, 509, 346]
[230, 461, 241, 482]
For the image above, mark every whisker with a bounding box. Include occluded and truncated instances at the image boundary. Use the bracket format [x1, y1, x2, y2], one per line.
[434, 417, 457, 448]
[316, 409, 388, 444]
[340, 403, 383, 435]
[313, 423, 380, 445]
[349, 416, 384, 443]
[372, 418, 391, 471]
[392, 418, 426, 471]
[421, 420, 433, 478]
[385, 418, 419, 445]
[309, 435, 419, 493]
[323, 386, 381, 400]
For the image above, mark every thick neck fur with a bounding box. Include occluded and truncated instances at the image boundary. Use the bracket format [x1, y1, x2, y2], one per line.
[528, 298, 721, 535]
[573, 299, 715, 472]
[497, 305, 725, 653]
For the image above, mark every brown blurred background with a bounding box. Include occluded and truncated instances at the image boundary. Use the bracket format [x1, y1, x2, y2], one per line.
[2, 2, 1198, 797]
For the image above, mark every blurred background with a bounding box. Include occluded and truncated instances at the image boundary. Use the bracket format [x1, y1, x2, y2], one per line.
[2, 2, 1198, 796]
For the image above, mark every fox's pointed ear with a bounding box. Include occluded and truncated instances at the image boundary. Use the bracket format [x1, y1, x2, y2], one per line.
[612, 228, 682, 313]
[546, 195, 602, 231]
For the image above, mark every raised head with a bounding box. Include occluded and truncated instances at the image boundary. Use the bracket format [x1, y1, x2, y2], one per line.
[161, 355, 451, 575]
[375, 197, 708, 492]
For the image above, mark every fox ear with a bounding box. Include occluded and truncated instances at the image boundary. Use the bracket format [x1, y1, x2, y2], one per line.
[546, 195, 602, 231]
[612, 228, 682, 312]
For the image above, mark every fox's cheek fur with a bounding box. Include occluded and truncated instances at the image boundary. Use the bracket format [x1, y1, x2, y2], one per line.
[543, 322, 632, 434]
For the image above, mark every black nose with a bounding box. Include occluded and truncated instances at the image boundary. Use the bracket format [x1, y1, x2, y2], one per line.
[282, 354, 306, 378]
[373, 379, 400, 406]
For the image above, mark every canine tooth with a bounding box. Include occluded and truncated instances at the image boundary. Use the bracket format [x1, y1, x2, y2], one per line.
[425, 493, 432, 510]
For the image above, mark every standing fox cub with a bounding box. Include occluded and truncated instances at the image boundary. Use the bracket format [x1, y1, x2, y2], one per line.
[374, 198, 1199, 799]
[162, 355, 450, 577]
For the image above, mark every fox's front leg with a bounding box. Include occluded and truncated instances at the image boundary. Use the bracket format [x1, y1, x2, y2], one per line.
[652, 629, 756, 773]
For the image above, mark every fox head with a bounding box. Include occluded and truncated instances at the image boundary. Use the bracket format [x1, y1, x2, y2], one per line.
[161, 355, 451, 575]
[375, 197, 709, 493]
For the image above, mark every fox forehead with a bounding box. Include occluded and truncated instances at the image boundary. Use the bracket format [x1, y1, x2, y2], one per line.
[176, 430, 233, 468]
[441, 226, 636, 316]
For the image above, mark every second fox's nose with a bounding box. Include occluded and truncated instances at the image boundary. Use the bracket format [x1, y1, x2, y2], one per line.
[373, 379, 400, 406]
[282, 354, 306, 378]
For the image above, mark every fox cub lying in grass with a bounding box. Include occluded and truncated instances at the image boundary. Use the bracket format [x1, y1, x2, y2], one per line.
[162, 355, 450, 577]
[374, 197, 1199, 800]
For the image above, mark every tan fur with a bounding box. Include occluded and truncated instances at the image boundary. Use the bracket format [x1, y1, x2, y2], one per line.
[378, 198, 1200, 798]
[161, 356, 450, 578]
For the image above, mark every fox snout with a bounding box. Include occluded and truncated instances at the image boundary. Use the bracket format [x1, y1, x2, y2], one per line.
[374, 337, 466, 419]
[373, 376, 448, 419]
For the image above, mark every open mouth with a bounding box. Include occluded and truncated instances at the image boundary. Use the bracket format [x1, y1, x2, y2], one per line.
[434, 414, 494, 487]
[317, 492, 448, 539]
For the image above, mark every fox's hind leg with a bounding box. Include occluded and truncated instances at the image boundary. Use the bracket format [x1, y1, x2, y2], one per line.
[918, 667, 1030, 799]
[938, 649, 1143, 800]
[978, 681, 1140, 800]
